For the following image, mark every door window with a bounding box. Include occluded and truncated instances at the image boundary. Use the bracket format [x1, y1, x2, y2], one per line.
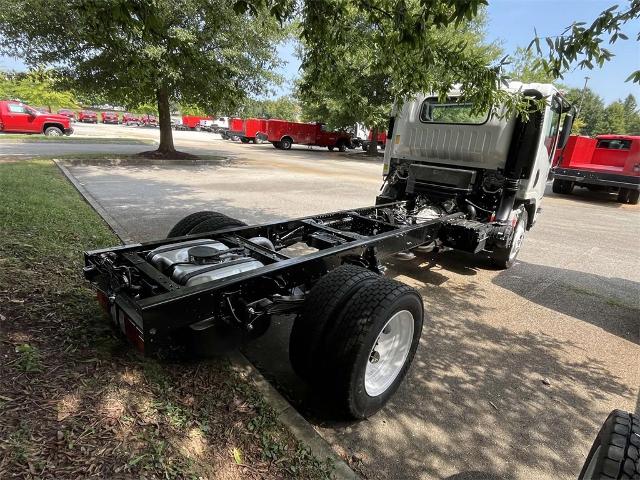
[7, 104, 27, 114]
[543, 96, 563, 159]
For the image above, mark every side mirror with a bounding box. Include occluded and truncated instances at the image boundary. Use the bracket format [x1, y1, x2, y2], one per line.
[557, 108, 575, 149]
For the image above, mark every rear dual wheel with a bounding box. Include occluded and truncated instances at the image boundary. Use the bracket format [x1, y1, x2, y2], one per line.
[552, 179, 574, 194]
[167, 210, 246, 238]
[290, 265, 424, 419]
[617, 188, 640, 205]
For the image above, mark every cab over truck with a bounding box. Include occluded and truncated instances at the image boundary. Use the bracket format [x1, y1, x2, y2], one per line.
[266, 120, 352, 151]
[0, 101, 73, 136]
[223, 117, 244, 141]
[553, 134, 640, 204]
[83, 82, 572, 419]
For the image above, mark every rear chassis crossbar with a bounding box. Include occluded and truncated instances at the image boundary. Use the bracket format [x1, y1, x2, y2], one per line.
[84, 202, 463, 354]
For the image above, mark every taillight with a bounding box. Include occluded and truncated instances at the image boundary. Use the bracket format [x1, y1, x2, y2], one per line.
[124, 315, 144, 353]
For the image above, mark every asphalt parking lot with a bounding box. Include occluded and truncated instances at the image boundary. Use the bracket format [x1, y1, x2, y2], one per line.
[6, 123, 638, 479]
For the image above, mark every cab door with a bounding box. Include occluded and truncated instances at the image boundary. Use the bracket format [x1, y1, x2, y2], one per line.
[4, 104, 36, 132]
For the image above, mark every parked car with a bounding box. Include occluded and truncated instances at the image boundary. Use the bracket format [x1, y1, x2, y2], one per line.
[122, 113, 142, 126]
[101, 112, 119, 124]
[266, 120, 352, 151]
[0, 100, 73, 136]
[553, 134, 640, 204]
[57, 109, 77, 122]
[140, 114, 158, 127]
[78, 110, 98, 123]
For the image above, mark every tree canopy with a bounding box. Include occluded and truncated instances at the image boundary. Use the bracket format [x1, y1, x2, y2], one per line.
[0, 70, 77, 111]
[0, 0, 286, 156]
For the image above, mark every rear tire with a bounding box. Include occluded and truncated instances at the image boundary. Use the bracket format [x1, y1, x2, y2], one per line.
[328, 146, 334, 152]
[319, 278, 424, 419]
[289, 264, 379, 382]
[617, 188, 630, 203]
[167, 211, 224, 238]
[491, 208, 528, 269]
[578, 410, 639, 480]
[240, 137, 250, 144]
[552, 179, 574, 194]
[189, 213, 246, 234]
[280, 137, 292, 150]
[337, 141, 347, 152]
[628, 190, 640, 205]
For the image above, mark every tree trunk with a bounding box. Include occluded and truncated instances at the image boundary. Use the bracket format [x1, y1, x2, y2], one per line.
[367, 126, 379, 156]
[156, 86, 176, 154]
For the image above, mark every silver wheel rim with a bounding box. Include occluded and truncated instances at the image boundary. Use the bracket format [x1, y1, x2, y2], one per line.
[508, 219, 525, 261]
[47, 129, 61, 136]
[365, 310, 414, 397]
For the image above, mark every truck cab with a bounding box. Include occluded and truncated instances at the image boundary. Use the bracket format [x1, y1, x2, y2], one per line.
[0, 101, 73, 136]
[380, 82, 573, 267]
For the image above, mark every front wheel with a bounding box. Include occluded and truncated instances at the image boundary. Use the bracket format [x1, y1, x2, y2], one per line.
[44, 126, 63, 136]
[491, 208, 528, 269]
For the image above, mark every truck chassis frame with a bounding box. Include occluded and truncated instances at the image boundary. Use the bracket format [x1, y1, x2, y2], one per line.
[84, 202, 463, 356]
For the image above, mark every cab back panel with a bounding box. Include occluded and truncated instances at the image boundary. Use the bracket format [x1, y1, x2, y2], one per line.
[391, 99, 516, 171]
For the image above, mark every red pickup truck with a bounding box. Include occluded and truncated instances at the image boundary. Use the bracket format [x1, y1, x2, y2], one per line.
[57, 109, 77, 122]
[78, 110, 98, 123]
[0, 101, 73, 136]
[553, 134, 640, 204]
[266, 120, 352, 151]
[122, 113, 142, 126]
[101, 112, 119, 124]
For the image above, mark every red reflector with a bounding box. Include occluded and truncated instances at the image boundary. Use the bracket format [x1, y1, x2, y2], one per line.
[124, 316, 145, 353]
[96, 291, 110, 313]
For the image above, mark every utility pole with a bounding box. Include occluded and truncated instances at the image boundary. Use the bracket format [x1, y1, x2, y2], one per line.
[577, 76, 590, 117]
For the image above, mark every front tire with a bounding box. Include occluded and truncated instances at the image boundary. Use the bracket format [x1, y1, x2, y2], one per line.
[44, 126, 63, 136]
[189, 213, 246, 234]
[318, 278, 424, 419]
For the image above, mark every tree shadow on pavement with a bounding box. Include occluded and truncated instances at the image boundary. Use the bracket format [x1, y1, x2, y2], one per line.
[306, 254, 636, 480]
[493, 261, 639, 344]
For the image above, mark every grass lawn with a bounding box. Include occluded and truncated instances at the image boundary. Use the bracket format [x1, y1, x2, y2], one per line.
[0, 159, 332, 479]
[0, 134, 156, 145]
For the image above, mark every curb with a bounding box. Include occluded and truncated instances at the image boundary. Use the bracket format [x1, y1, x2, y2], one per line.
[54, 159, 358, 479]
[54, 160, 136, 244]
[229, 352, 358, 480]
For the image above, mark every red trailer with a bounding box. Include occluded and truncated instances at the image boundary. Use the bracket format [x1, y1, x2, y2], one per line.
[240, 118, 268, 143]
[224, 117, 244, 140]
[266, 120, 352, 151]
[553, 134, 640, 204]
[182, 115, 213, 131]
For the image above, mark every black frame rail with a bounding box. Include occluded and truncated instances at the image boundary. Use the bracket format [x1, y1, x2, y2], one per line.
[85, 202, 462, 353]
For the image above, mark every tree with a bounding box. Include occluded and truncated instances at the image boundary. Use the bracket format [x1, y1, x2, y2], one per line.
[622, 94, 640, 134]
[0, 69, 77, 111]
[238, 96, 301, 120]
[531, 1, 640, 84]
[296, 7, 502, 154]
[0, 1, 285, 158]
[564, 87, 606, 136]
[508, 47, 555, 84]
[599, 101, 627, 134]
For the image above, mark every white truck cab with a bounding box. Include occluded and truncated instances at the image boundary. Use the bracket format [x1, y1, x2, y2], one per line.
[379, 82, 574, 267]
